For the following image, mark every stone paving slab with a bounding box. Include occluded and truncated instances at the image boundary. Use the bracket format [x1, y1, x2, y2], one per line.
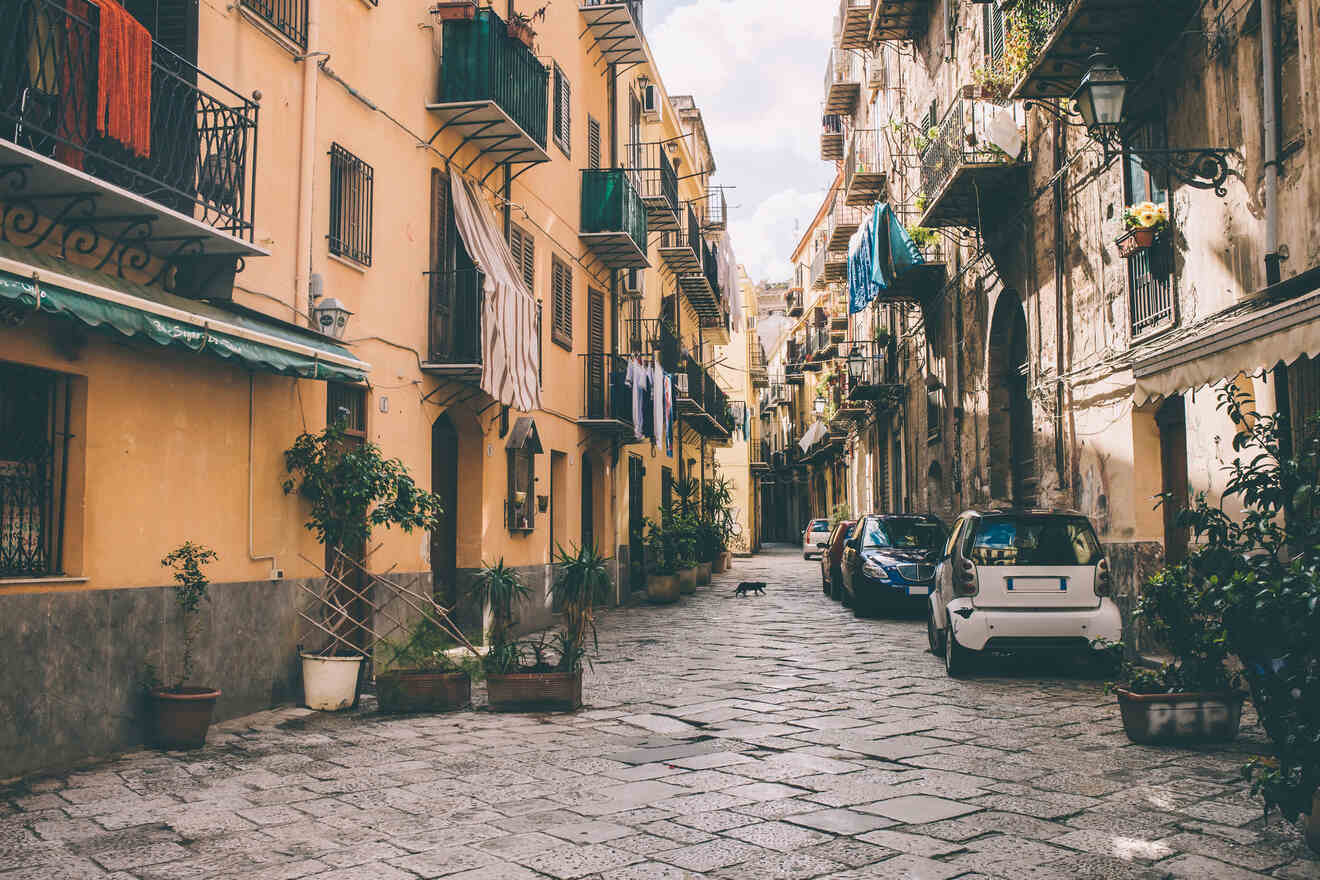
[2, 546, 1318, 879]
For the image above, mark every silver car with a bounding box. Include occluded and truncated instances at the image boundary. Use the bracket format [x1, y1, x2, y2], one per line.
[802, 518, 831, 560]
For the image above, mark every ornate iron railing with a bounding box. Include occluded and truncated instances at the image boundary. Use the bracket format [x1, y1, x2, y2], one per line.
[1128, 238, 1174, 336]
[624, 141, 677, 215]
[580, 168, 647, 254]
[428, 268, 484, 364]
[582, 353, 635, 425]
[2, 0, 260, 238]
[438, 7, 549, 149]
[243, 0, 309, 48]
[0, 363, 71, 577]
[919, 96, 1023, 204]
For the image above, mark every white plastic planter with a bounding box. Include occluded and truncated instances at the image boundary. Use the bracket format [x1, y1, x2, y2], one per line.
[301, 653, 364, 711]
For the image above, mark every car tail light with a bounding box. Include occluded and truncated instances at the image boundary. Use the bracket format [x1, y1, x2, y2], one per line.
[952, 559, 977, 597]
[1095, 558, 1112, 597]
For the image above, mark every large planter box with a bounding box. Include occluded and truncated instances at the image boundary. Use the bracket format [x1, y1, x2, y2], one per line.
[487, 670, 582, 712]
[1116, 688, 1246, 744]
[678, 567, 698, 594]
[376, 670, 471, 714]
[647, 573, 680, 604]
[697, 562, 712, 585]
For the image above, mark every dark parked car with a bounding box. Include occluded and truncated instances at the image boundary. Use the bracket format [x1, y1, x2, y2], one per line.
[842, 514, 947, 617]
[820, 520, 855, 601]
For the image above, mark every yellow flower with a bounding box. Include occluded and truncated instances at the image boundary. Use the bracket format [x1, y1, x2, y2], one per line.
[1156, 203, 1169, 220]
[1136, 209, 1161, 228]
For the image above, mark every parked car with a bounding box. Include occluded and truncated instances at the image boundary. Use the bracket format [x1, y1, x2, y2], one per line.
[820, 520, 855, 600]
[841, 514, 946, 616]
[802, 518, 831, 559]
[928, 509, 1122, 677]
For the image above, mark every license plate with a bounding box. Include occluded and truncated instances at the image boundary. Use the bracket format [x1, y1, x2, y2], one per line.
[907, 586, 929, 597]
[1006, 577, 1067, 592]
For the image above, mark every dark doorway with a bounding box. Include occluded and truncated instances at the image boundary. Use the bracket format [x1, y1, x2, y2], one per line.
[989, 292, 1036, 505]
[432, 413, 459, 607]
[581, 454, 595, 551]
[628, 454, 645, 594]
[1156, 395, 1189, 564]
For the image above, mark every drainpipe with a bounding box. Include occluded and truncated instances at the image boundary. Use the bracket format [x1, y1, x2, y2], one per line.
[1261, 0, 1281, 287]
[293, 0, 322, 327]
[249, 375, 280, 579]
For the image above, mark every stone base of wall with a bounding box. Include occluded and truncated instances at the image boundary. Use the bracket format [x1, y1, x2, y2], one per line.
[1102, 540, 1165, 655]
[0, 572, 436, 780]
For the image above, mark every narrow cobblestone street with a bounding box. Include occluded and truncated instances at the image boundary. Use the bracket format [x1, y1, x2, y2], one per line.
[4, 546, 1318, 880]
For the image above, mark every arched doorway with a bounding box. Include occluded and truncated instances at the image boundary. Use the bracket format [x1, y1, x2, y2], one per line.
[431, 413, 459, 607]
[988, 292, 1036, 506]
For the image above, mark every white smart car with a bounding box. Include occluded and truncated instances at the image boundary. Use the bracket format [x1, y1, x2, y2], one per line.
[928, 509, 1122, 676]
[802, 518, 831, 560]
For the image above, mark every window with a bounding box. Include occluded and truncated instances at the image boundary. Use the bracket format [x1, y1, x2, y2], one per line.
[551, 255, 572, 349]
[241, 0, 308, 49]
[969, 515, 1102, 566]
[1285, 355, 1320, 455]
[926, 387, 944, 443]
[327, 382, 367, 439]
[983, 2, 1005, 67]
[506, 419, 541, 532]
[861, 517, 945, 551]
[587, 116, 602, 170]
[552, 63, 572, 157]
[329, 144, 373, 266]
[1123, 120, 1174, 336]
[509, 224, 535, 292]
[1, 364, 73, 577]
[1278, 0, 1302, 155]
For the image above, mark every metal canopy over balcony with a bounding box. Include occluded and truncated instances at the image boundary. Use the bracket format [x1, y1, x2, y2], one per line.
[699, 187, 726, 231]
[826, 195, 866, 252]
[844, 129, 887, 206]
[426, 8, 550, 172]
[876, 262, 948, 304]
[823, 49, 861, 115]
[625, 141, 678, 232]
[579, 353, 640, 438]
[809, 245, 827, 290]
[580, 0, 646, 65]
[821, 114, 845, 162]
[918, 97, 1028, 228]
[824, 249, 847, 283]
[869, 0, 934, 42]
[0, 0, 264, 281]
[836, 0, 873, 49]
[580, 169, 649, 270]
[1009, 0, 1201, 101]
[658, 203, 701, 274]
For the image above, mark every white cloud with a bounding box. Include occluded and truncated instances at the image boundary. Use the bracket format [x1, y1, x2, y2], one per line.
[729, 186, 829, 283]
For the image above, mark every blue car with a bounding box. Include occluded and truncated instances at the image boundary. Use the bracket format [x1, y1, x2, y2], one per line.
[841, 514, 947, 617]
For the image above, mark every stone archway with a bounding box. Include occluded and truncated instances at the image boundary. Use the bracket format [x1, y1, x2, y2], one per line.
[987, 291, 1036, 506]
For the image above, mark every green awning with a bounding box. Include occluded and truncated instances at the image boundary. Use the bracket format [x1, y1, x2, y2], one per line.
[0, 246, 368, 383]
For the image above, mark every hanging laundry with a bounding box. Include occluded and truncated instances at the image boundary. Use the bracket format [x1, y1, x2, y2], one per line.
[54, 0, 99, 169]
[664, 372, 673, 457]
[651, 359, 664, 447]
[871, 202, 924, 290]
[626, 358, 651, 441]
[91, 0, 153, 158]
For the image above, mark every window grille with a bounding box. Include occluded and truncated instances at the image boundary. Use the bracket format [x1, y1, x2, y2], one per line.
[553, 63, 572, 156]
[984, 3, 1005, 66]
[551, 254, 573, 349]
[327, 382, 367, 437]
[329, 144, 374, 266]
[0, 364, 72, 577]
[1124, 121, 1174, 337]
[241, 0, 308, 48]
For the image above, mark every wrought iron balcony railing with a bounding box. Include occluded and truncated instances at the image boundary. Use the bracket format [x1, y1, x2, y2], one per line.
[786, 289, 803, 317]
[809, 244, 827, 289]
[837, 0, 871, 49]
[580, 168, 648, 268]
[243, 0, 309, 48]
[823, 47, 861, 115]
[826, 193, 866, 252]
[625, 140, 678, 228]
[821, 113, 845, 162]
[918, 96, 1027, 227]
[435, 7, 549, 150]
[427, 267, 485, 367]
[581, 352, 636, 428]
[843, 128, 886, 206]
[2, 0, 259, 239]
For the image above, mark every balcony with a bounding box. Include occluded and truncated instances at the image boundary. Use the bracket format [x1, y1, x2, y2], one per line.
[625, 141, 679, 232]
[809, 245, 827, 290]
[868, 0, 935, 43]
[751, 439, 770, 473]
[807, 321, 837, 366]
[843, 128, 887, 206]
[1007, 0, 1202, 101]
[580, 169, 649, 270]
[424, 268, 485, 378]
[837, 0, 872, 49]
[845, 341, 905, 407]
[579, 0, 646, 66]
[821, 114, 845, 162]
[0, 0, 263, 275]
[674, 355, 733, 439]
[918, 97, 1028, 229]
[658, 203, 701, 274]
[824, 247, 847, 284]
[749, 339, 770, 388]
[700, 187, 727, 231]
[786, 288, 804, 318]
[678, 236, 721, 322]
[826, 194, 866, 253]
[579, 353, 639, 438]
[700, 309, 730, 347]
[426, 7, 550, 167]
[823, 48, 861, 116]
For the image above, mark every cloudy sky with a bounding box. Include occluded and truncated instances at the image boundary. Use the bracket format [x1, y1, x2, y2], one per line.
[647, 0, 837, 284]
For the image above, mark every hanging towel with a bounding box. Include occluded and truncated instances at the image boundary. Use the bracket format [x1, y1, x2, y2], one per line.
[53, 0, 99, 169]
[664, 373, 673, 457]
[651, 359, 664, 447]
[871, 202, 925, 290]
[90, 0, 153, 158]
[847, 220, 875, 314]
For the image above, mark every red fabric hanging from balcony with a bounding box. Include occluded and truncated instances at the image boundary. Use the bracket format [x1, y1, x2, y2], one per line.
[90, 0, 152, 158]
[56, 0, 98, 170]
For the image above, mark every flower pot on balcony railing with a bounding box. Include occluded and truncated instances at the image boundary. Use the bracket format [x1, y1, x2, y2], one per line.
[506, 18, 535, 47]
[433, 0, 476, 20]
[1117, 202, 1169, 258]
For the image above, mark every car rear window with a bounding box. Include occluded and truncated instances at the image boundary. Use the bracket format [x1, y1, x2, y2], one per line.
[969, 516, 1102, 566]
[861, 518, 945, 550]
[808, 519, 829, 531]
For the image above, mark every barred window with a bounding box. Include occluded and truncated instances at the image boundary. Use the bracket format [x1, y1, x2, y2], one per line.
[0, 364, 73, 578]
[329, 144, 373, 266]
[551, 254, 572, 349]
[553, 63, 572, 157]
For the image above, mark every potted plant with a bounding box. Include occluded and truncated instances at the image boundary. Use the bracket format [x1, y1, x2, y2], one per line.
[1104, 556, 1246, 744]
[375, 617, 480, 713]
[703, 474, 737, 572]
[283, 424, 444, 711]
[1117, 201, 1169, 257]
[644, 518, 680, 603]
[150, 542, 222, 750]
[671, 512, 699, 594]
[504, 3, 546, 49]
[1167, 385, 1319, 844]
[431, 0, 476, 21]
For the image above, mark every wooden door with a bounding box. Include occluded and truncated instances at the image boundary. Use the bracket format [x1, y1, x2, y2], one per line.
[432, 414, 458, 606]
[629, 454, 645, 592]
[581, 454, 594, 552]
[587, 289, 606, 418]
[1157, 395, 1189, 564]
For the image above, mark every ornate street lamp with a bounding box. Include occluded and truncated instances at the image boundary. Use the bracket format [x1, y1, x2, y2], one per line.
[813, 395, 826, 415]
[846, 346, 866, 384]
[1071, 52, 1128, 146]
[310, 296, 352, 340]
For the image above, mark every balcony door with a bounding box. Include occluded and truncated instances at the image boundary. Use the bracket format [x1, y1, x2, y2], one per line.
[429, 169, 479, 364]
[1156, 395, 1189, 564]
[586, 288, 606, 418]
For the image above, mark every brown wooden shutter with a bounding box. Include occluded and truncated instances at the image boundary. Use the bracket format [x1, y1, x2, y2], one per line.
[428, 169, 451, 361]
[587, 117, 601, 170]
[552, 256, 572, 348]
[588, 289, 605, 355]
[521, 231, 535, 291]
[553, 64, 571, 154]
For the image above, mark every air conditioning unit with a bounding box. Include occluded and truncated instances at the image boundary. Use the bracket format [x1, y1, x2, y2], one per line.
[623, 268, 644, 299]
[641, 83, 660, 121]
[867, 62, 885, 90]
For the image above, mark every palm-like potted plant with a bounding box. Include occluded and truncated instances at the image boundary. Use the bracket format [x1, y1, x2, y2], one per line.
[283, 424, 443, 711]
[151, 542, 221, 750]
[375, 617, 481, 713]
[643, 517, 680, 603]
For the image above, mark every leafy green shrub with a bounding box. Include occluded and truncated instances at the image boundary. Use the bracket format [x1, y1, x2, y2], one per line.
[160, 542, 218, 691]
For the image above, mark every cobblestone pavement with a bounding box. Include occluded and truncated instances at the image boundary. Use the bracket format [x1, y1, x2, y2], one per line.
[5, 546, 1319, 880]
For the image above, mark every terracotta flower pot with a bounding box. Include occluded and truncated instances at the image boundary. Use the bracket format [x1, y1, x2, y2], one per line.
[376, 670, 471, 714]
[712, 555, 727, 574]
[487, 670, 582, 712]
[1115, 688, 1246, 744]
[647, 573, 680, 604]
[678, 567, 698, 594]
[433, 1, 475, 21]
[151, 686, 221, 750]
[1116, 227, 1159, 258]
[697, 562, 712, 585]
[506, 20, 534, 48]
